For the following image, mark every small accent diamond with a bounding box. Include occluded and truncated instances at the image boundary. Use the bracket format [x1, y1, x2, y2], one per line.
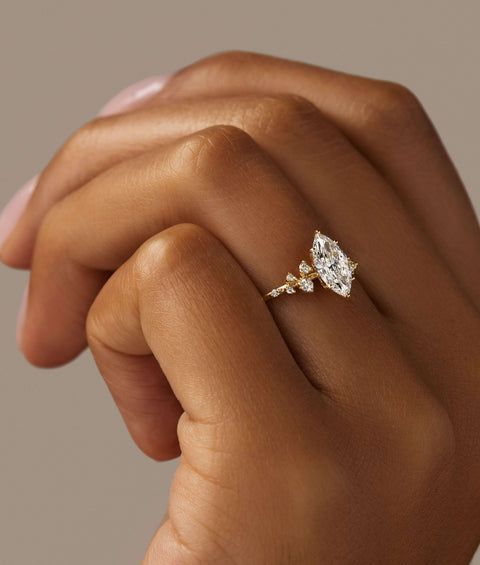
[299, 278, 314, 293]
[299, 261, 312, 275]
[286, 287, 296, 294]
[270, 288, 280, 298]
[286, 272, 297, 282]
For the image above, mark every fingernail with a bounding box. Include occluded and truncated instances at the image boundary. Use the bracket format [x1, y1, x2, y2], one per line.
[16, 284, 29, 348]
[0, 175, 38, 250]
[98, 75, 171, 117]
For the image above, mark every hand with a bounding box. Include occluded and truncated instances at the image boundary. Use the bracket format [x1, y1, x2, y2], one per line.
[2, 52, 480, 564]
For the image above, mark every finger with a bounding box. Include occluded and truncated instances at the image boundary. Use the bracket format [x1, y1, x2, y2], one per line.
[25, 121, 451, 453]
[21, 123, 376, 366]
[0, 113, 161, 268]
[22, 124, 379, 395]
[22, 124, 437, 423]
[24, 109, 463, 368]
[4, 90, 473, 343]
[87, 223, 309, 458]
[4, 54, 479, 314]
[91, 351, 182, 462]
[0, 77, 177, 268]
[150, 51, 480, 303]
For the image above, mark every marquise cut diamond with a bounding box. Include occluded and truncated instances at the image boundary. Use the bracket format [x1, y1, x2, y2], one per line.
[311, 232, 355, 297]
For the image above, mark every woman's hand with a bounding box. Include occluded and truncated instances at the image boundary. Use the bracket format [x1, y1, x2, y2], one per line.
[1, 52, 480, 563]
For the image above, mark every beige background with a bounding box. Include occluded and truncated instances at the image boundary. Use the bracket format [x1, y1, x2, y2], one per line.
[1, 1, 479, 564]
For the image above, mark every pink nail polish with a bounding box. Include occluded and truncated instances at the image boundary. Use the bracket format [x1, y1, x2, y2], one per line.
[98, 75, 170, 117]
[0, 175, 38, 250]
[16, 285, 29, 348]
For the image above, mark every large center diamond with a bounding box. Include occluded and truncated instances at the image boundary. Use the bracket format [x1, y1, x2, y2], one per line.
[311, 232, 355, 297]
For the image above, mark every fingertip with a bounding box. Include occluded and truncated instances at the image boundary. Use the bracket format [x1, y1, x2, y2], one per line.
[139, 439, 181, 462]
[126, 406, 183, 462]
[0, 251, 32, 270]
[19, 348, 80, 369]
[18, 326, 86, 368]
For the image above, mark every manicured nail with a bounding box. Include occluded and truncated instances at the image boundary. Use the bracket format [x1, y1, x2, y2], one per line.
[16, 284, 29, 348]
[98, 75, 170, 117]
[0, 175, 38, 250]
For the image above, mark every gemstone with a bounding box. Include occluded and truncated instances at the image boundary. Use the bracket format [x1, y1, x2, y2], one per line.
[299, 278, 314, 293]
[270, 288, 280, 298]
[286, 272, 297, 282]
[286, 286, 296, 294]
[299, 261, 312, 275]
[311, 232, 355, 297]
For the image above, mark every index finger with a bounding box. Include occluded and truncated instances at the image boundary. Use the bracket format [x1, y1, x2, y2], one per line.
[87, 223, 311, 458]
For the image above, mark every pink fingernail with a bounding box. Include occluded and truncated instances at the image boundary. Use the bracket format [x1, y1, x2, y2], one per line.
[16, 285, 29, 348]
[98, 75, 171, 117]
[0, 175, 38, 250]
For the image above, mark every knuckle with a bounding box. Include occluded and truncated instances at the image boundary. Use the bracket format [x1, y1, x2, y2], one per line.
[166, 51, 261, 98]
[179, 49, 258, 80]
[171, 125, 260, 183]
[58, 118, 105, 163]
[360, 81, 428, 134]
[242, 94, 319, 138]
[190, 124, 256, 166]
[134, 224, 214, 283]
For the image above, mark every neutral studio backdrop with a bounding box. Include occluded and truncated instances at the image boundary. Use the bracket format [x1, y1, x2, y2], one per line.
[1, 2, 479, 564]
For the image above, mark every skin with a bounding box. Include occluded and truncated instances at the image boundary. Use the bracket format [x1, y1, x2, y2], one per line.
[1, 51, 480, 563]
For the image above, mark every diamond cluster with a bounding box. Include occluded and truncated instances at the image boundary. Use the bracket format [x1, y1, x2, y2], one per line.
[269, 259, 316, 298]
[265, 231, 357, 301]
